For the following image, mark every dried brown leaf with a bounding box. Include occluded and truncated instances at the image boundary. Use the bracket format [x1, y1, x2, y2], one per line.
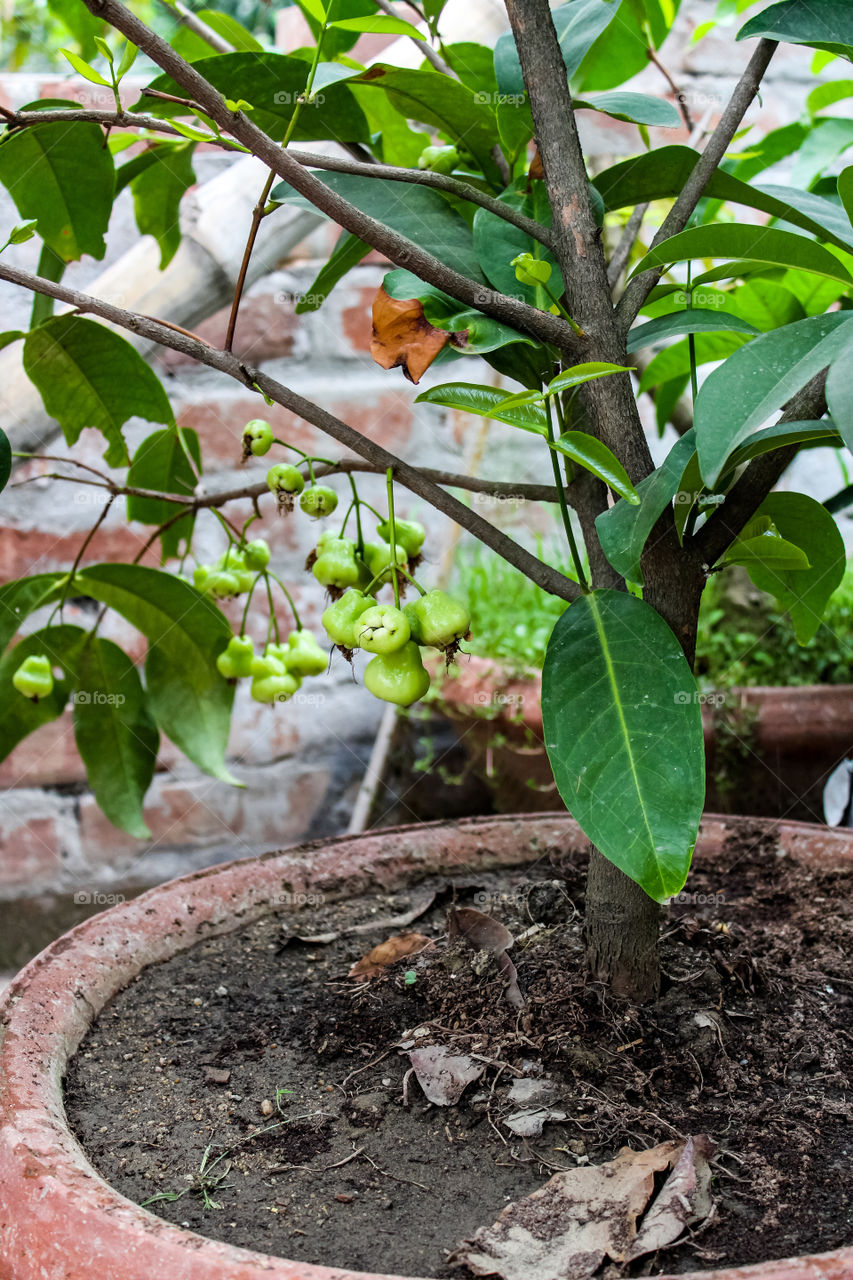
[408, 1044, 485, 1106]
[349, 931, 432, 979]
[448, 907, 524, 1009]
[451, 1136, 716, 1280]
[370, 286, 451, 384]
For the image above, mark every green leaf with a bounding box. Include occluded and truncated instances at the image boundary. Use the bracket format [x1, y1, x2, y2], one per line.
[129, 141, 196, 269]
[414, 382, 547, 434]
[638, 332, 749, 392]
[296, 230, 370, 313]
[576, 0, 650, 92]
[0, 574, 67, 655]
[194, 9, 264, 52]
[550, 431, 640, 504]
[126, 428, 202, 561]
[808, 78, 853, 113]
[633, 225, 853, 288]
[68, 565, 237, 784]
[116, 40, 139, 79]
[46, 0, 104, 60]
[790, 117, 853, 188]
[627, 308, 760, 352]
[825, 325, 853, 452]
[547, 362, 631, 396]
[727, 418, 841, 468]
[350, 84, 430, 167]
[72, 637, 159, 837]
[694, 312, 853, 485]
[839, 164, 853, 226]
[725, 278, 806, 330]
[0, 118, 115, 262]
[494, 0, 619, 97]
[272, 175, 486, 281]
[738, 0, 853, 59]
[723, 531, 811, 571]
[542, 589, 705, 902]
[575, 91, 682, 128]
[23, 316, 175, 468]
[59, 47, 111, 85]
[7, 220, 38, 246]
[742, 493, 846, 643]
[0, 626, 82, 764]
[595, 431, 697, 582]
[0, 428, 11, 494]
[138, 53, 371, 144]
[473, 186, 562, 311]
[594, 145, 853, 254]
[331, 14, 423, 36]
[356, 66, 500, 181]
[0, 331, 24, 352]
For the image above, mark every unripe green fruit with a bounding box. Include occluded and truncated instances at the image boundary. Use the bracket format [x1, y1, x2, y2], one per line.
[286, 629, 328, 676]
[267, 463, 305, 495]
[193, 564, 211, 592]
[409, 590, 470, 649]
[377, 519, 426, 557]
[216, 635, 255, 680]
[356, 605, 411, 654]
[205, 570, 241, 599]
[300, 485, 338, 520]
[321, 590, 374, 648]
[364, 642, 430, 706]
[12, 653, 54, 700]
[242, 419, 274, 457]
[243, 539, 271, 571]
[417, 144, 459, 174]
[312, 537, 361, 589]
[362, 541, 407, 586]
[250, 670, 301, 704]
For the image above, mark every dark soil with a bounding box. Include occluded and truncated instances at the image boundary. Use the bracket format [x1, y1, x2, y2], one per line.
[65, 823, 853, 1276]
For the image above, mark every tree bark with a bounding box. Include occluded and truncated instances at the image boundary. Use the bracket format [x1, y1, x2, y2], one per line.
[584, 851, 664, 1002]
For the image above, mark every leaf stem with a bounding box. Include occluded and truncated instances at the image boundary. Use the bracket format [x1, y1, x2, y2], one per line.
[385, 467, 400, 609]
[545, 399, 588, 591]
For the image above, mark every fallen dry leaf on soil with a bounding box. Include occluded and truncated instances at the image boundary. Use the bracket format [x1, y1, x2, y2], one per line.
[349, 931, 432, 978]
[503, 1106, 568, 1138]
[408, 1044, 485, 1106]
[370, 287, 452, 383]
[451, 1135, 716, 1280]
[448, 907, 524, 1010]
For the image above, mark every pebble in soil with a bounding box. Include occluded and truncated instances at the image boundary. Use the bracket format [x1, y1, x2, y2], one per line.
[65, 827, 853, 1277]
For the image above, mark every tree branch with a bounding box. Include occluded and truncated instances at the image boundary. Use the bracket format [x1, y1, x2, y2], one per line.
[0, 262, 580, 602]
[372, 0, 453, 75]
[155, 0, 233, 54]
[616, 38, 778, 333]
[78, 0, 581, 355]
[692, 371, 829, 565]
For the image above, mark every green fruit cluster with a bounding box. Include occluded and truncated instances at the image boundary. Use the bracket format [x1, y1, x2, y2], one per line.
[193, 540, 271, 599]
[216, 629, 329, 704]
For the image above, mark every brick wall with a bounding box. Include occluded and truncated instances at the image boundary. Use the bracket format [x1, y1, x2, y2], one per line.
[0, 4, 847, 917]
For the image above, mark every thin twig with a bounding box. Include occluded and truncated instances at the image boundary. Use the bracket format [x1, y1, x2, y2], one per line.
[359, 1149, 430, 1192]
[607, 203, 649, 288]
[647, 46, 693, 132]
[225, 170, 276, 352]
[373, 0, 453, 75]
[155, 0, 233, 54]
[269, 1147, 364, 1175]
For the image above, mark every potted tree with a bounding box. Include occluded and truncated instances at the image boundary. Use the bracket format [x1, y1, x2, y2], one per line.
[1, 0, 853, 1275]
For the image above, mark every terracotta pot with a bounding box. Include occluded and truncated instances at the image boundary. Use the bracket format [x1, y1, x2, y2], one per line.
[2, 812, 852, 1280]
[432, 656, 853, 822]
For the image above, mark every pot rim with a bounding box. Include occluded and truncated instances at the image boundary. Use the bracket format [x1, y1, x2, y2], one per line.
[1, 811, 852, 1280]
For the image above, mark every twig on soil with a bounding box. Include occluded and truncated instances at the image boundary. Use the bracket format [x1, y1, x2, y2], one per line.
[359, 1149, 431, 1193]
[269, 1147, 364, 1175]
[340, 1049, 393, 1092]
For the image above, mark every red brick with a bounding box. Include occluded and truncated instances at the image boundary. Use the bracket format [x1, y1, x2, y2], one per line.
[156, 294, 299, 371]
[0, 800, 76, 889]
[0, 522, 161, 582]
[341, 284, 377, 354]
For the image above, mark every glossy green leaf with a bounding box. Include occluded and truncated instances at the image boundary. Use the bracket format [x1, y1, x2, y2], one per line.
[576, 0, 650, 91]
[596, 430, 697, 582]
[790, 117, 853, 188]
[839, 164, 853, 226]
[633, 225, 853, 288]
[594, 145, 853, 254]
[46, 0, 104, 59]
[638, 332, 749, 392]
[68, 565, 237, 784]
[414, 382, 547, 434]
[808, 78, 853, 113]
[129, 141, 196, 270]
[350, 84, 430, 167]
[296, 230, 371, 314]
[0, 574, 67, 655]
[72, 637, 159, 837]
[126, 428, 201, 561]
[271, 173, 486, 282]
[0, 117, 115, 262]
[743, 493, 846, 643]
[825, 324, 853, 452]
[550, 431, 640, 504]
[725, 278, 806, 331]
[627, 308, 760, 352]
[727, 418, 841, 468]
[23, 316, 175, 468]
[356, 66, 500, 180]
[542, 589, 705, 902]
[723, 531, 811, 571]
[738, 0, 853, 59]
[331, 14, 422, 36]
[58, 47, 110, 85]
[138, 53, 371, 144]
[494, 0, 618, 97]
[694, 312, 853, 485]
[473, 185, 561, 312]
[194, 9, 264, 52]
[547, 363, 631, 396]
[576, 91, 681, 128]
[0, 428, 10, 495]
[0, 626, 82, 764]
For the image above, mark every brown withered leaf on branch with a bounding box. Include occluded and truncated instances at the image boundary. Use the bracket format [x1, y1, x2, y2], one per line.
[408, 1044, 485, 1106]
[370, 287, 453, 384]
[528, 148, 544, 180]
[349, 931, 432, 979]
[448, 907, 524, 1009]
[450, 1136, 716, 1280]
